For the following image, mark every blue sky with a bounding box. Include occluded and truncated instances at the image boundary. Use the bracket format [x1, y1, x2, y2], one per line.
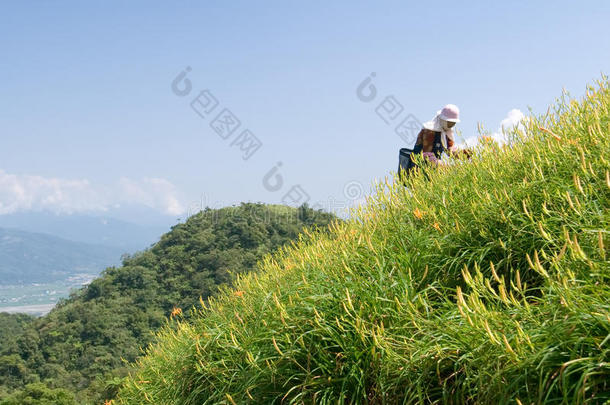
[1, 1, 609, 221]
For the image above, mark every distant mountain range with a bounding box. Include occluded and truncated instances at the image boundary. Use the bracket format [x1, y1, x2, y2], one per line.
[0, 208, 179, 285]
[0, 208, 174, 251]
[0, 227, 125, 284]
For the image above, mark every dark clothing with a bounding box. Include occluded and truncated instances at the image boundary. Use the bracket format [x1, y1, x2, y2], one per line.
[415, 128, 454, 153]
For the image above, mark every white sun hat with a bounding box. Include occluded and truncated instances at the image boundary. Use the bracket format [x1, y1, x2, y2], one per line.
[439, 104, 460, 123]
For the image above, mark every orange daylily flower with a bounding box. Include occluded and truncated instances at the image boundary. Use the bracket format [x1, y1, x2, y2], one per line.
[170, 307, 182, 318]
[413, 208, 425, 219]
[234, 290, 245, 297]
[539, 126, 561, 141]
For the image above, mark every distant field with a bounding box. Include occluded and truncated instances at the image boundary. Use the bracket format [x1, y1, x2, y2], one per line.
[0, 275, 95, 316]
[0, 303, 56, 316]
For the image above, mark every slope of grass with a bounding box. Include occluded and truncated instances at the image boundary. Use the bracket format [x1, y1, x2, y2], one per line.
[117, 79, 609, 404]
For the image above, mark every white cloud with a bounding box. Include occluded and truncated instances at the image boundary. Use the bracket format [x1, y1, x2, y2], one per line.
[0, 170, 185, 216]
[461, 109, 527, 147]
[493, 108, 527, 144]
[118, 177, 185, 216]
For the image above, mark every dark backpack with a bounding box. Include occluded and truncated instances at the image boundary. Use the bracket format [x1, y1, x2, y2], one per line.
[397, 147, 416, 183]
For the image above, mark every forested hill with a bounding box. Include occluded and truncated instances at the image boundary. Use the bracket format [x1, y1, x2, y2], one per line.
[0, 203, 338, 404]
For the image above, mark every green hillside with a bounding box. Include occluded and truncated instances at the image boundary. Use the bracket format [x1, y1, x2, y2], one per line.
[117, 79, 609, 404]
[0, 203, 336, 404]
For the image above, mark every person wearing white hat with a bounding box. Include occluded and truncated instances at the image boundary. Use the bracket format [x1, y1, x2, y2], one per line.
[413, 104, 470, 165]
[397, 104, 472, 182]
